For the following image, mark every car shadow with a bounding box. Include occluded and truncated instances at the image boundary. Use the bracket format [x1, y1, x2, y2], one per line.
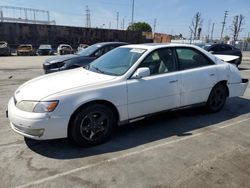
[239, 67, 250, 71]
[25, 97, 250, 159]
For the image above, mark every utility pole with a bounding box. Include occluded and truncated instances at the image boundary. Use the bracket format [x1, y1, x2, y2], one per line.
[122, 18, 125, 30]
[220, 10, 228, 41]
[131, 0, 135, 30]
[109, 21, 111, 29]
[0, 10, 3, 22]
[85, 6, 91, 28]
[116, 12, 119, 30]
[211, 23, 215, 41]
[207, 20, 211, 42]
[153, 18, 157, 33]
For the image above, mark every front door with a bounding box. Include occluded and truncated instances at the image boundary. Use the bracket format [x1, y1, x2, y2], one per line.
[127, 48, 181, 119]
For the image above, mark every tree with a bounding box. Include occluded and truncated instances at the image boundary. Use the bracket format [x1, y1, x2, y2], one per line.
[224, 35, 230, 43]
[127, 22, 152, 32]
[230, 14, 244, 43]
[197, 27, 202, 40]
[247, 37, 250, 43]
[190, 12, 203, 40]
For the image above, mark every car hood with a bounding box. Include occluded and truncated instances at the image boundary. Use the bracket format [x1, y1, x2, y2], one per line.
[14, 68, 116, 101]
[45, 54, 79, 64]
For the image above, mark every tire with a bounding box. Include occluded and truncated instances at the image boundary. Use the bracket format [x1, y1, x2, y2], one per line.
[70, 104, 116, 146]
[206, 84, 227, 112]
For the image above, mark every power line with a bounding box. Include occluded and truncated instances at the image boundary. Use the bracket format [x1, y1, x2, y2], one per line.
[220, 10, 228, 41]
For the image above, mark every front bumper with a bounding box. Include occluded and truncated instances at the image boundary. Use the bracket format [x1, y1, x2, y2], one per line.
[43, 62, 65, 74]
[7, 97, 69, 140]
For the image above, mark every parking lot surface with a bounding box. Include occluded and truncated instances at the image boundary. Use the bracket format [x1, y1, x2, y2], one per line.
[0, 56, 250, 188]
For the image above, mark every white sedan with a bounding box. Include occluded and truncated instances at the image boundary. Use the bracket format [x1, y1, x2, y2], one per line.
[7, 44, 249, 146]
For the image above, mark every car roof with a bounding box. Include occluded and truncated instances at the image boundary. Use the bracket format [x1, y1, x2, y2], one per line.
[19, 44, 32, 47]
[120, 43, 202, 50]
[58, 44, 71, 47]
[94, 42, 128, 46]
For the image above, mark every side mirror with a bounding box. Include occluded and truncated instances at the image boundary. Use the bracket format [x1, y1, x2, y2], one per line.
[131, 67, 150, 79]
[209, 51, 214, 54]
[94, 51, 102, 57]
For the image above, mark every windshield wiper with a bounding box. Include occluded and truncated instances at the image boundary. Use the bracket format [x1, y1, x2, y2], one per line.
[92, 66, 105, 74]
[84, 65, 90, 70]
[90, 66, 119, 76]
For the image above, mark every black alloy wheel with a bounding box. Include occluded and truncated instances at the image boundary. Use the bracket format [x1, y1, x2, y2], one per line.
[206, 84, 227, 112]
[71, 104, 116, 146]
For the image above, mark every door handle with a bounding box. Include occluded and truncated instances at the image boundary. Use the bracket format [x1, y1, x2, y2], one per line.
[210, 73, 215, 76]
[169, 80, 178, 83]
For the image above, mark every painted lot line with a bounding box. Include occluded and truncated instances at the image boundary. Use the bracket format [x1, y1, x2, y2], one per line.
[17, 117, 250, 188]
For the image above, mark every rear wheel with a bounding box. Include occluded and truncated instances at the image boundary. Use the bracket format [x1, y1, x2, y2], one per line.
[206, 84, 227, 112]
[70, 104, 116, 146]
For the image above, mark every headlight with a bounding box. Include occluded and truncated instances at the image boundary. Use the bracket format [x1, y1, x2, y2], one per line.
[16, 100, 59, 113]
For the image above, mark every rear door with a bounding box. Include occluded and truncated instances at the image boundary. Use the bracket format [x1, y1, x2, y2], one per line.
[175, 47, 218, 106]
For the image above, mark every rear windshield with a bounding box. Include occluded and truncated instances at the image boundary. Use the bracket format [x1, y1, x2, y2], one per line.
[18, 45, 32, 50]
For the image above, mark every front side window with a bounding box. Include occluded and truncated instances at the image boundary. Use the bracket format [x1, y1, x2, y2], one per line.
[78, 44, 102, 56]
[176, 48, 213, 70]
[138, 48, 176, 75]
[88, 47, 146, 76]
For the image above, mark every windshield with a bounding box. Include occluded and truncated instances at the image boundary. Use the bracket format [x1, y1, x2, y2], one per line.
[18, 45, 32, 50]
[87, 47, 146, 76]
[203, 45, 212, 50]
[77, 44, 102, 56]
[39, 45, 51, 49]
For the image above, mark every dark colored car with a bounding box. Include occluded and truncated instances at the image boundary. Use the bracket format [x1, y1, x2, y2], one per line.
[37, 44, 54, 55]
[0, 41, 11, 56]
[43, 42, 128, 74]
[197, 43, 242, 66]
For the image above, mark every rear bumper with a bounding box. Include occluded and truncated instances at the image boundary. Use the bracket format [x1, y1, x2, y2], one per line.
[228, 79, 249, 97]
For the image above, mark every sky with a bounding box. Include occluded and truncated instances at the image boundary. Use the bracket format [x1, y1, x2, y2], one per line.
[0, 0, 250, 39]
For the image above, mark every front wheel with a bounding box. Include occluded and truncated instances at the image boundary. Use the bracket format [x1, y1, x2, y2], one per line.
[206, 84, 227, 112]
[70, 104, 116, 146]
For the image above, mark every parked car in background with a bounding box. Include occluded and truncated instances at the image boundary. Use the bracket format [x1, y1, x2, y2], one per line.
[0, 41, 11, 56]
[37, 44, 54, 55]
[17, 44, 35, 56]
[57, 44, 73, 55]
[196, 43, 242, 67]
[77, 44, 89, 52]
[43, 42, 128, 74]
[8, 44, 248, 146]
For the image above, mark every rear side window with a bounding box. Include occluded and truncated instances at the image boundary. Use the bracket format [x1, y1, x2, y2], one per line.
[220, 45, 232, 51]
[176, 48, 213, 70]
[209, 45, 219, 52]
